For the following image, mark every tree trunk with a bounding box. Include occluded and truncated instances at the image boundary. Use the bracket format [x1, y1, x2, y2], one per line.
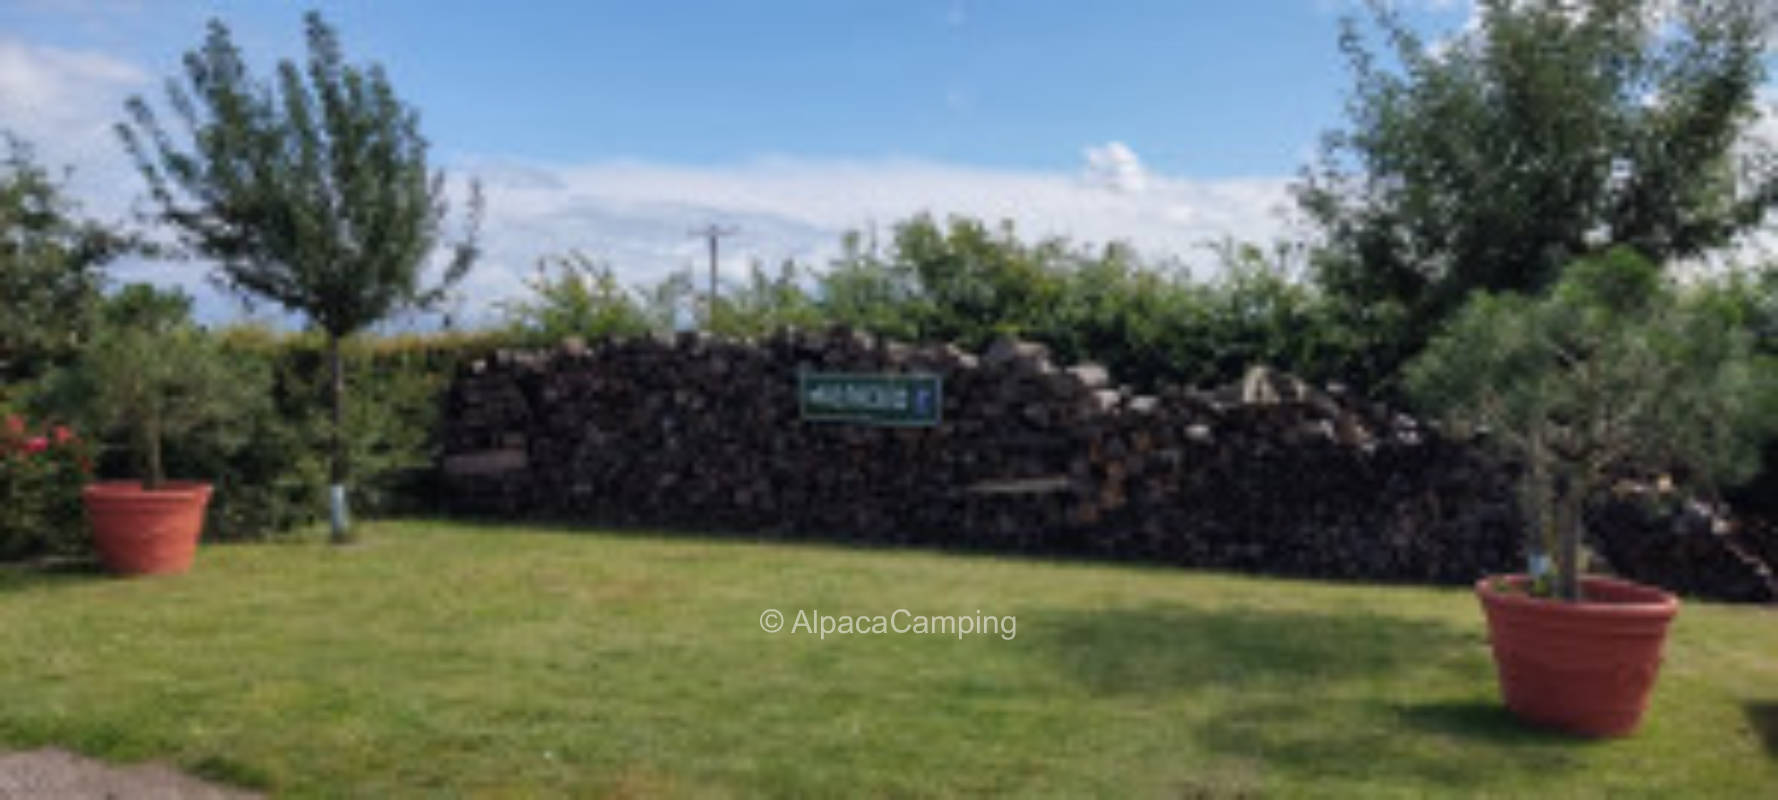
[328, 333, 353, 544]
[1519, 457, 1557, 595]
[143, 406, 164, 491]
[1555, 474, 1582, 602]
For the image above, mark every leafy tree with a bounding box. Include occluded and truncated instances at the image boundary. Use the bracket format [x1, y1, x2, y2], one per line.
[0, 134, 130, 387]
[708, 260, 824, 338]
[118, 12, 481, 542]
[816, 228, 929, 342]
[892, 214, 1067, 346]
[1038, 244, 1176, 373]
[1183, 240, 1356, 387]
[1301, 0, 1777, 378]
[815, 214, 1080, 347]
[500, 251, 654, 343]
[1406, 248, 1775, 600]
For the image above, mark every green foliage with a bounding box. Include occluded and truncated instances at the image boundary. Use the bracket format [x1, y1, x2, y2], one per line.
[499, 251, 655, 344]
[506, 214, 1369, 391]
[817, 229, 929, 342]
[26, 324, 499, 542]
[110, 327, 497, 544]
[263, 332, 481, 514]
[811, 215, 1367, 390]
[1689, 265, 1778, 357]
[1302, 0, 1776, 375]
[1690, 267, 1778, 516]
[708, 260, 825, 338]
[813, 215, 1054, 345]
[117, 12, 480, 340]
[1406, 247, 1777, 599]
[41, 285, 268, 490]
[1157, 241, 1364, 389]
[166, 327, 501, 540]
[0, 134, 129, 387]
[887, 216, 1069, 344]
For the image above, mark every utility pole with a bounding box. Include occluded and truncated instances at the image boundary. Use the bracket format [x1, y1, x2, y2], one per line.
[688, 224, 738, 328]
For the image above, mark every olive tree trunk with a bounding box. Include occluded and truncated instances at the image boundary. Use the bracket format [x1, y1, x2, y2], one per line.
[1554, 476, 1583, 602]
[142, 405, 164, 491]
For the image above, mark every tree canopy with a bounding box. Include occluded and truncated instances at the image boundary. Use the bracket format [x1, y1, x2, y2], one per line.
[117, 11, 480, 338]
[1299, 0, 1777, 365]
[0, 134, 130, 386]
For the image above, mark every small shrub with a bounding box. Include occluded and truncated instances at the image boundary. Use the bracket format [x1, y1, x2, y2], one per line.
[43, 285, 267, 489]
[1406, 248, 1777, 599]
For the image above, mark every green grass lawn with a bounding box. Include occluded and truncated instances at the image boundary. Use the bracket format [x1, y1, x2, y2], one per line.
[1, 521, 1774, 798]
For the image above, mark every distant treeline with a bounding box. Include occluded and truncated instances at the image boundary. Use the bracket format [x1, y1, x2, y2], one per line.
[499, 213, 1398, 394]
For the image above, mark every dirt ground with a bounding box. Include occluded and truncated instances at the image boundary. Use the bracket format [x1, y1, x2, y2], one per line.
[0, 749, 261, 799]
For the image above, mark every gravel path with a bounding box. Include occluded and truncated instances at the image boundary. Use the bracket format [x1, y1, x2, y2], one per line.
[0, 749, 261, 799]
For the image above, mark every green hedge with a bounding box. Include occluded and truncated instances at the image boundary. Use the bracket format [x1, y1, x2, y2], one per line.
[161, 328, 509, 540]
[7, 323, 509, 550]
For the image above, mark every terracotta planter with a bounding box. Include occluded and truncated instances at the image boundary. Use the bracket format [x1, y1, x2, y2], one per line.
[1476, 574, 1679, 737]
[82, 481, 213, 576]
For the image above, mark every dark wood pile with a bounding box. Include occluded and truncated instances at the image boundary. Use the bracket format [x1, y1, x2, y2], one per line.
[1589, 499, 1778, 603]
[437, 328, 1769, 598]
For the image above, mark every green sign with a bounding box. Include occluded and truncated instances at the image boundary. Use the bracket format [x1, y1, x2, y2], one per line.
[798, 371, 943, 427]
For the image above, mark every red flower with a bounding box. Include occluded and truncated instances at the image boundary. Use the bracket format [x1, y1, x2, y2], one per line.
[22, 436, 48, 454]
[52, 425, 74, 445]
[3, 415, 22, 437]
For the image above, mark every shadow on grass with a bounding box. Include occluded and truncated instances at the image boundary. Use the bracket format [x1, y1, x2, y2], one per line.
[1023, 603, 1476, 694]
[0, 557, 108, 595]
[1024, 604, 1584, 789]
[1194, 699, 1583, 789]
[1395, 699, 1579, 745]
[1746, 702, 1778, 758]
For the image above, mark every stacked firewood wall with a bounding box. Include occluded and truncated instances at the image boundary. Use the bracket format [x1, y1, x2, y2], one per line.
[438, 328, 1773, 599]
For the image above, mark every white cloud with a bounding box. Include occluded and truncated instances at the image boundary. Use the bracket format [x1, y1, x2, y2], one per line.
[0, 39, 240, 312]
[1083, 141, 1150, 194]
[0, 37, 145, 215]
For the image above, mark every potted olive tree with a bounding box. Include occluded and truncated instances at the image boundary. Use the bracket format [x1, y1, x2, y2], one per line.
[1407, 248, 1774, 737]
[61, 285, 260, 575]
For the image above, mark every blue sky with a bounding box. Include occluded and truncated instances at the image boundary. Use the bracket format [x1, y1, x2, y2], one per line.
[2, 1, 1411, 174]
[0, 1, 1504, 324]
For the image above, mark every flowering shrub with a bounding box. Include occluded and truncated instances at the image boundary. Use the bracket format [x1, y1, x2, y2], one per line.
[0, 411, 92, 559]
